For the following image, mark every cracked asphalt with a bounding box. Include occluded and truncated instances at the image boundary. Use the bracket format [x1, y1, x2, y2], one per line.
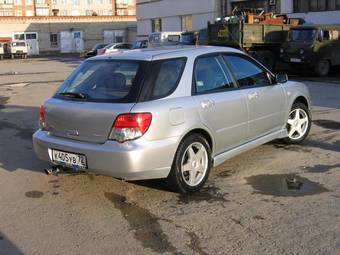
[0, 57, 339, 255]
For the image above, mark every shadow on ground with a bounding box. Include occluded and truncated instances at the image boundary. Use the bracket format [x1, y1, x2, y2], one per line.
[0, 104, 48, 172]
[0, 231, 25, 255]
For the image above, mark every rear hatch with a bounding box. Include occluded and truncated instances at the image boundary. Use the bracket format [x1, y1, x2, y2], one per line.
[43, 58, 146, 144]
[45, 99, 134, 144]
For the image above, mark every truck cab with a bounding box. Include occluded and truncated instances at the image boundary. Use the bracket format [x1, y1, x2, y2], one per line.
[7, 41, 28, 59]
[0, 43, 4, 60]
[281, 24, 340, 76]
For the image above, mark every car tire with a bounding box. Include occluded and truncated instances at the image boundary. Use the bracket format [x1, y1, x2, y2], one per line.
[314, 60, 330, 77]
[166, 133, 212, 194]
[283, 102, 311, 144]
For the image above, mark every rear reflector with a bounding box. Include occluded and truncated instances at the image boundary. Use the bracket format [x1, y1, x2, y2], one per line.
[39, 105, 46, 130]
[109, 113, 152, 142]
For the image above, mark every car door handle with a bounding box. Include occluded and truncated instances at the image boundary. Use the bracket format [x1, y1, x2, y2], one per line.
[201, 100, 215, 109]
[248, 92, 259, 100]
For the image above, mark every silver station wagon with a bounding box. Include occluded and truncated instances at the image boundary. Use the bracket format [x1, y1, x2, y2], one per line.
[33, 46, 312, 193]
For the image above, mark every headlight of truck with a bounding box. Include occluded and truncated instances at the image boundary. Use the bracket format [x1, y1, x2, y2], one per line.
[280, 48, 284, 53]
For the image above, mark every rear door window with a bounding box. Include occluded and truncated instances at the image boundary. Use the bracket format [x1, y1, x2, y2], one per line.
[193, 55, 235, 94]
[55, 60, 145, 103]
[223, 55, 271, 87]
[140, 58, 186, 101]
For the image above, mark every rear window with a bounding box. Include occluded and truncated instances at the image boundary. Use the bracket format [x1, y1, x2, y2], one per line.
[139, 57, 186, 101]
[54, 60, 144, 103]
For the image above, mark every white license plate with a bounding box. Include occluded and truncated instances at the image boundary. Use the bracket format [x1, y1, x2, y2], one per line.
[52, 149, 87, 169]
[290, 58, 302, 63]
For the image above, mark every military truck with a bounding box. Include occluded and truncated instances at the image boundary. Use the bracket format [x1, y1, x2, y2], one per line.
[208, 9, 303, 70]
[280, 24, 340, 76]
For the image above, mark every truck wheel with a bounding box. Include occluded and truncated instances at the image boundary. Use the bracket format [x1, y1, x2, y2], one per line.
[166, 133, 212, 194]
[0, 55, 3, 60]
[11, 54, 14, 59]
[314, 60, 330, 77]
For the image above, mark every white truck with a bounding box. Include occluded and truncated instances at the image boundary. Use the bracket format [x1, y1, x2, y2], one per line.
[6, 41, 28, 59]
[0, 43, 4, 60]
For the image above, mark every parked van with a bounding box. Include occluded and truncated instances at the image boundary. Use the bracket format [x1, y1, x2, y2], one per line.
[148, 32, 182, 47]
[0, 43, 4, 60]
[6, 41, 28, 59]
[280, 24, 340, 76]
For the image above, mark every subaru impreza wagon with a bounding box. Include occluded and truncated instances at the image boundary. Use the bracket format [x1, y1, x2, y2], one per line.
[33, 46, 312, 193]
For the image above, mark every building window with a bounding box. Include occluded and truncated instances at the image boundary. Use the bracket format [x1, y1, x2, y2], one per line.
[14, 0, 21, 5]
[26, 10, 33, 16]
[52, 0, 57, 4]
[36, 0, 45, 4]
[151, 18, 162, 32]
[14, 33, 25, 40]
[294, 0, 338, 12]
[71, 9, 80, 15]
[36, 8, 49, 16]
[85, 9, 93, 15]
[181, 15, 192, 32]
[50, 33, 58, 47]
[26, 0, 33, 5]
[72, 0, 79, 5]
[61, 9, 67, 15]
[15, 10, 22, 16]
[86, 0, 92, 4]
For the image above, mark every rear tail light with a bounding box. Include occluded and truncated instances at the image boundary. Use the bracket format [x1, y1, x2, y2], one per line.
[39, 105, 46, 130]
[109, 113, 152, 143]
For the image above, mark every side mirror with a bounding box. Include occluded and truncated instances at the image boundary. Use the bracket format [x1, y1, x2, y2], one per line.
[276, 73, 288, 84]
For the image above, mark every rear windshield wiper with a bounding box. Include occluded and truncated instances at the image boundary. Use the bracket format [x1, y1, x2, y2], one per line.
[59, 92, 87, 99]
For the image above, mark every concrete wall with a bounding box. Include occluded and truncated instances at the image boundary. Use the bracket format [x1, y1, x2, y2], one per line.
[0, 16, 136, 54]
[288, 11, 340, 24]
[136, 0, 219, 37]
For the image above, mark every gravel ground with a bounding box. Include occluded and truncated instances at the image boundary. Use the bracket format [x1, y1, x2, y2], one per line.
[0, 57, 339, 255]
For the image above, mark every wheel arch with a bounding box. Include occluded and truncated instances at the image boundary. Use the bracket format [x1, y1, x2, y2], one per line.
[293, 95, 310, 110]
[179, 127, 214, 154]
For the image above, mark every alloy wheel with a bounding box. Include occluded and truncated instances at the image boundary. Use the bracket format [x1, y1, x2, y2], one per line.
[181, 142, 208, 187]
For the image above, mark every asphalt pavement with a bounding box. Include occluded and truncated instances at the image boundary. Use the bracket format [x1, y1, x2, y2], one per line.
[0, 57, 339, 255]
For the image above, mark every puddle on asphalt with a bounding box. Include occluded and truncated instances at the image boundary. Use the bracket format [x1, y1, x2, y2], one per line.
[313, 119, 340, 130]
[273, 143, 312, 153]
[245, 174, 330, 197]
[304, 163, 340, 173]
[217, 169, 234, 178]
[0, 120, 34, 140]
[25, 190, 44, 198]
[104, 192, 178, 254]
[178, 185, 228, 204]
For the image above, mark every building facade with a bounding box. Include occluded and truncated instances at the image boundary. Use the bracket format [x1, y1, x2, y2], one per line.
[228, 0, 340, 24]
[0, 0, 135, 16]
[0, 16, 136, 54]
[136, 0, 340, 39]
[136, 0, 228, 38]
[0, 0, 51, 16]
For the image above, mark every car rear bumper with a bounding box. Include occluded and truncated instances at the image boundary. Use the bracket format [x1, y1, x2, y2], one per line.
[33, 130, 179, 180]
